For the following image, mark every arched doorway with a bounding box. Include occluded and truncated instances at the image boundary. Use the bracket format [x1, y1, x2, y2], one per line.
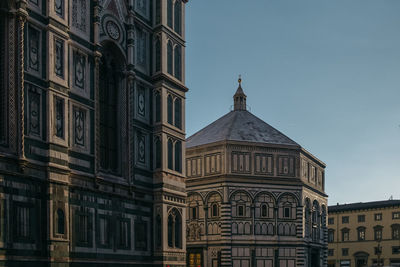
[354, 251, 369, 267]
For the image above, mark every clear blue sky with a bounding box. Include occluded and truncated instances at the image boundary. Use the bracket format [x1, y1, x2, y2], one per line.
[185, 0, 400, 205]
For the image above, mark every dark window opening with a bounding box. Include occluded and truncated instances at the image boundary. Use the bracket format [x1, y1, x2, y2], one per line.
[155, 38, 161, 72]
[261, 204, 268, 217]
[174, 97, 181, 128]
[167, 139, 173, 170]
[174, 0, 181, 34]
[174, 45, 181, 80]
[174, 141, 181, 172]
[155, 137, 161, 169]
[167, 0, 173, 28]
[167, 95, 173, 124]
[56, 209, 65, 235]
[211, 203, 218, 217]
[237, 205, 244, 217]
[167, 41, 173, 75]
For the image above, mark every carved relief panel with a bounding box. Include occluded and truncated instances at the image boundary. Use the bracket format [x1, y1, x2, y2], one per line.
[70, 103, 90, 153]
[70, 0, 90, 40]
[27, 25, 41, 77]
[48, 32, 68, 87]
[69, 47, 90, 98]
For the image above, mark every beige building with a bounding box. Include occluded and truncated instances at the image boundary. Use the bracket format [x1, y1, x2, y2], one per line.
[328, 200, 400, 267]
[185, 79, 328, 267]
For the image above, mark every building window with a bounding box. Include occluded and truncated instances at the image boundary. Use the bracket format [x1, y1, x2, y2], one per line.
[342, 248, 349, 256]
[155, 0, 161, 24]
[174, 140, 182, 172]
[261, 204, 268, 217]
[99, 46, 121, 173]
[328, 229, 334, 243]
[155, 38, 161, 72]
[16, 205, 31, 240]
[342, 216, 349, 224]
[392, 224, 400, 239]
[56, 208, 65, 235]
[167, 0, 173, 28]
[357, 227, 366, 241]
[342, 228, 350, 241]
[358, 215, 365, 222]
[167, 94, 173, 124]
[174, 0, 181, 34]
[237, 205, 245, 217]
[0, 14, 5, 144]
[328, 249, 334, 256]
[167, 139, 173, 169]
[155, 137, 161, 169]
[375, 213, 382, 221]
[374, 226, 383, 241]
[174, 97, 182, 128]
[99, 217, 110, 246]
[155, 91, 161, 122]
[167, 209, 182, 249]
[167, 41, 173, 75]
[284, 206, 291, 218]
[393, 212, 400, 220]
[77, 213, 89, 244]
[211, 203, 218, 218]
[155, 215, 162, 248]
[328, 217, 334, 225]
[135, 221, 147, 251]
[374, 246, 382, 255]
[190, 207, 197, 220]
[117, 219, 129, 249]
[174, 45, 182, 80]
[393, 246, 400, 254]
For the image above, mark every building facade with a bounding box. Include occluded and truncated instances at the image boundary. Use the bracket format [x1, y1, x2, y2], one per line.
[185, 80, 328, 267]
[0, 0, 188, 266]
[328, 200, 400, 267]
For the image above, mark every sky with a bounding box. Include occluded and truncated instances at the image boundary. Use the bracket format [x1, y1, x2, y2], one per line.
[184, 0, 400, 205]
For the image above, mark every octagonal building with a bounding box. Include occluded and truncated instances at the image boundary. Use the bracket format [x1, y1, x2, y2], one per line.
[185, 79, 328, 267]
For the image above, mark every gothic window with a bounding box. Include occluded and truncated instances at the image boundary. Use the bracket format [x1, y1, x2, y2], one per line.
[357, 226, 366, 241]
[174, 140, 182, 172]
[374, 225, 383, 241]
[155, 215, 162, 248]
[73, 50, 86, 89]
[190, 207, 197, 219]
[28, 86, 41, 137]
[167, 41, 173, 75]
[392, 224, 400, 239]
[155, 137, 161, 169]
[167, 0, 173, 28]
[167, 214, 173, 247]
[155, 91, 161, 122]
[99, 217, 110, 246]
[99, 47, 121, 173]
[328, 229, 334, 243]
[73, 107, 85, 146]
[117, 219, 129, 249]
[56, 209, 65, 235]
[55, 97, 64, 138]
[261, 204, 268, 217]
[54, 0, 64, 17]
[211, 203, 218, 218]
[174, 45, 182, 80]
[54, 38, 64, 78]
[237, 205, 244, 217]
[174, 97, 182, 128]
[304, 199, 311, 238]
[174, 0, 182, 34]
[155, 0, 161, 24]
[341, 228, 349, 241]
[16, 205, 31, 240]
[0, 15, 6, 143]
[167, 95, 173, 124]
[167, 139, 173, 169]
[174, 213, 182, 248]
[155, 38, 161, 72]
[28, 25, 40, 73]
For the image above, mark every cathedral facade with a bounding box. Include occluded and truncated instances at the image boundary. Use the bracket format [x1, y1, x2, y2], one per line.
[185, 80, 328, 267]
[0, 0, 187, 266]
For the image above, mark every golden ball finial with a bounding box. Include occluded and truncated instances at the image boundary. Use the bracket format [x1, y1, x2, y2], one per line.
[238, 74, 242, 84]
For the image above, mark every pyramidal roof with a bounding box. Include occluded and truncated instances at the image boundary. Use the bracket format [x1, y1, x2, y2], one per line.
[187, 78, 300, 149]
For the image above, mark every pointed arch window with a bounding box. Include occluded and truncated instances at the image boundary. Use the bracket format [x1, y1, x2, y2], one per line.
[167, 210, 182, 248]
[174, 45, 182, 80]
[167, 95, 173, 124]
[99, 47, 121, 173]
[155, 0, 161, 24]
[174, 213, 182, 248]
[168, 139, 173, 169]
[155, 38, 161, 72]
[167, 41, 173, 75]
[56, 209, 65, 235]
[261, 204, 268, 217]
[167, 214, 173, 247]
[0, 15, 6, 144]
[167, 0, 173, 28]
[155, 137, 161, 169]
[156, 214, 162, 248]
[174, 0, 182, 35]
[155, 91, 161, 122]
[174, 140, 181, 172]
[211, 203, 218, 218]
[174, 97, 181, 129]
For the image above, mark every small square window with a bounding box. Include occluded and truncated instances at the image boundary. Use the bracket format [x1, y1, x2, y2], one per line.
[393, 246, 400, 254]
[374, 213, 382, 221]
[374, 246, 382, 255]
[393, 212, 400, 220]
[358, 215, 365, 222]
[190, 207, 197, 220]
[328, 249, 334, 256]
[283, 207, 291, 218]
[342, 248, 349, 256]
[342, 216, 349, 224]
[328, 217, 334, 225]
